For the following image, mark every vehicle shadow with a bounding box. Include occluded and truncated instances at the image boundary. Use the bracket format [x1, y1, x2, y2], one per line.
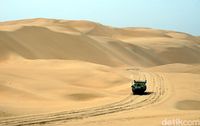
[133, 91, 154, 96]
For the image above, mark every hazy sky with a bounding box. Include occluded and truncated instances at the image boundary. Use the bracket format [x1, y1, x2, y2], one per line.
[1, 0, 200, 35]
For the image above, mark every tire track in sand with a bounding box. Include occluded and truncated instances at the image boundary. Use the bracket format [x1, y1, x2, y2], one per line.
[0, 71, 168, 126]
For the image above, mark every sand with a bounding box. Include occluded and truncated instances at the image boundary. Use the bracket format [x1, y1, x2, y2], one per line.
[0, 18, 199, 126]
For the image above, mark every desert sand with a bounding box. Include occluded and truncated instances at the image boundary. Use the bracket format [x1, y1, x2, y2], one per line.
[0, 18, 199, 126]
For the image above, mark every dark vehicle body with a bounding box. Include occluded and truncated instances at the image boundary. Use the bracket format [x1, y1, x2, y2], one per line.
[131, 80, 147, 94]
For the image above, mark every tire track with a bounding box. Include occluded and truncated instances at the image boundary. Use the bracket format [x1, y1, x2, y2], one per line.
[0, 71, 167, 126]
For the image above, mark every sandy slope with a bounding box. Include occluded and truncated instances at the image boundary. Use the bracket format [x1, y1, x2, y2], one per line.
[0, 18, 199, 126]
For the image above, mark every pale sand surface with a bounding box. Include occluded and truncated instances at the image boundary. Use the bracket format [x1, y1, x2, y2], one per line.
[0, 18, 199, 126]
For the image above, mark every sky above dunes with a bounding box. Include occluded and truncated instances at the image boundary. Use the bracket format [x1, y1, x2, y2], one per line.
[1, 0, 200, 35]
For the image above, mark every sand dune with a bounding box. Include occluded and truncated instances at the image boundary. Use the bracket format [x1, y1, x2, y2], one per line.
[0, 26, 119, 66]
[146, 63, 200, 74]
[0, 18, 199, 126]
[0, 19, 200, 67]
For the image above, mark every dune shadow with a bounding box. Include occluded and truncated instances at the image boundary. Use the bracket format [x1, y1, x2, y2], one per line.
[176, 100, 200, 110]
[67, 93, 102, 101]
